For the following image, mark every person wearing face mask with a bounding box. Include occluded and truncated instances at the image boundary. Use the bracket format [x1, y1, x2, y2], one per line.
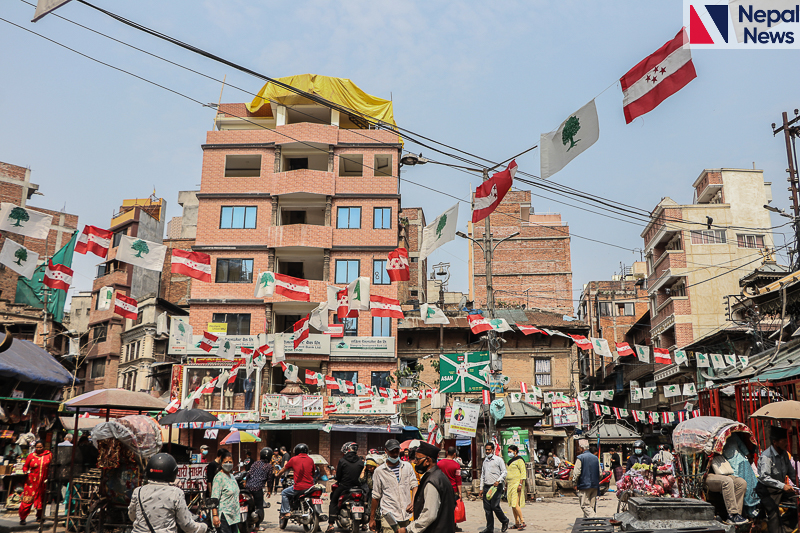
[479, 442, 509, 533]
[206, 448, 229, 497]
[370, 439, 418, 533]
[211, 453, 240, 533]
[625, 440, 652, 472]
[199, 445, 210, 462]
[326, 442, 364, 533]
[397, 441, 455, 533]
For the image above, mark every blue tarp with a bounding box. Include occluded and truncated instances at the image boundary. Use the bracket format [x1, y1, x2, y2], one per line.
[0, 336, 73, 386]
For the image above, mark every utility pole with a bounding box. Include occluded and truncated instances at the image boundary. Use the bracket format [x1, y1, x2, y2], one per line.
[772, 110, 800, 270]
[483, 167, 498, 443]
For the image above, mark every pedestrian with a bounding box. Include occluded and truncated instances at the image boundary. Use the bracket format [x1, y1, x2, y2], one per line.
[242, 450, 253, 472]
[58, 433, 73, 447]
[397, 441, 455, 533]
[78, 435, 98, 469]
[326, 442, 364, 533]
[211, 454, 240, 533]
[756, 426, 798, 533]
[437, 446, 463, 532]
[506, 445, 526, 530]
[479, 442, 509, 533]
[401, 450, 410, 462]
[370, 439, 418, 533]
[281, 446, 291, 466]
[246, 448, 272, 526]
[18, 440, 51, 525]
[653, 445, 674, 465]
[552, 454, 561, 468]
[546, 453, 556, 469]
[199, 444, 210, 462]
[269, 449, 282, 496]
[571, 440, 600, 518]
[609, 448, 623, 483]
[625, 440, 652, 471]
[206, 448, 229, 497]
[276, 444, 315, 522]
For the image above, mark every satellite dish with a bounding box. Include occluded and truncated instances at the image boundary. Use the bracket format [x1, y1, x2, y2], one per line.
[458, 295, 467, 308]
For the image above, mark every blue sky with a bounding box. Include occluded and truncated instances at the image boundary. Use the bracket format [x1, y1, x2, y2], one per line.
[1, 0, 799, 311]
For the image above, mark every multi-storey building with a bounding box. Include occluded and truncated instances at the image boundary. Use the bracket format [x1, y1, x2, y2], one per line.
[467, 190, 573, 315]
[160, 191, 198, 308]
[397, 207, 426, 306]
[641, 169, 774, 351]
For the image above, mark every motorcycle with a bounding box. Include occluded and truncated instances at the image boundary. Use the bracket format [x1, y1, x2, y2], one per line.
[598, 470, 613, 496]
[278, 483, 327, 533]
[234, 471, 270, 532]
[332, 484, 369, 533]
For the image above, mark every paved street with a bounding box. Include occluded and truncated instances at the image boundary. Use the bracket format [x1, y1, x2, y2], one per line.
[0, 492, 619, 533]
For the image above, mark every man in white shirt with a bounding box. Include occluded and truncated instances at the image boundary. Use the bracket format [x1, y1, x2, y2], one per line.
[370, 439, 418, 533]
[57, 434, 73, 447]
[479, 442, 509, 533]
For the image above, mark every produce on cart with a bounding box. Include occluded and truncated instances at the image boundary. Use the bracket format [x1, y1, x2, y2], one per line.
[615, 462, 679, 498]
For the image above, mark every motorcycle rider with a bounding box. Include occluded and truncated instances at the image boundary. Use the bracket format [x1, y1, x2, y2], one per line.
[625, 440, 652, 471]
[246, 448, 273, 524]
[276, 443, 316, 521]
[326, 442, 364, 533]
[128, 453, 208, 533]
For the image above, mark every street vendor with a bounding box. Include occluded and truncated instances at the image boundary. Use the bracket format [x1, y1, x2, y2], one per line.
[756, 426, 798, 533]
[625, 440, 652, 471]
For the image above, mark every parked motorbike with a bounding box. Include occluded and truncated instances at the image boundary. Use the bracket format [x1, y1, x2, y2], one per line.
[278, 483, 326, 533]
[234, 471, 270, 532]
[598, 470, 613, 496]
[332, 484, 369, 533]
[554, 462, 574, 480]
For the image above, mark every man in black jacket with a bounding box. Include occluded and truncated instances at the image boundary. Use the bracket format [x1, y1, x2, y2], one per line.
[398, 441, 455, 533]
[327, 442, 364, 533]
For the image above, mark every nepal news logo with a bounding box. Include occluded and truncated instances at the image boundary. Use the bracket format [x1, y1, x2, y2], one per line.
[684, 1, 800, 48]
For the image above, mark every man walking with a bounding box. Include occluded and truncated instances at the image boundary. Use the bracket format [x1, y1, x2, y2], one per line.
[572, 440, 600, 518]
[437, 446, 463, 532]
[397, 442, 455, 533]
[370, 439, 418, 533]
[479, 442, 509, 533]
[756, 426, 798, 533]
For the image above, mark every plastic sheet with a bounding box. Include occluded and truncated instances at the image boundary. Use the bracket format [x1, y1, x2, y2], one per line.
[672, 416, 757, 455]
[91, 415, 162, 460]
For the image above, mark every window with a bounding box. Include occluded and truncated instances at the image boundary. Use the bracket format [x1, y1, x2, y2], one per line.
[337, 207, 361, 229]
[97, 264, 107, 278]
[92, 324, 107, 343]
[400, 400, 419, 427]
[287, 157, 308, 171]
[135, 311, 144, 325]
[112, 229, 127, 248]
[281, 210, 307, 225]
[690, 229, 726, 245]
[534, 358, 551, 387]
[374, 208, 392, 229]
[331, 371, 357, 396]
[211, 313, 251, 335]
[224, 154, 261, 177]
[335, 260, 360, 284]
[668, 283, 686, 298]
[90, 359, 105, 379]
[334, 315, 358, 336]
[220, 206, 257, 229]
[371, 371, 391, 389]
[374, 155, 392, 177]
[215, 259, 254, 283]
[598, 302, 613, 316]
[339, 154, 364, 177]
[372, 260, 390, 285]
[617, 303, 635, 316]
[372, 316, 391, 337]
[666, 234, 683, 251]
[737, 234, 765, 249]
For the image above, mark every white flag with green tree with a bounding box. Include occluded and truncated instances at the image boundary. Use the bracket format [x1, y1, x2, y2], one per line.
[420, 203, 459, 261]
[347, 277, 370, 311]
[540, 100, 600, 179]
[216, 338, 236, 360]
[420, 303, 449, 325]
[0, 203, 53, 240]
[0, 238, 39, 279]
[116, 235, 167, 271]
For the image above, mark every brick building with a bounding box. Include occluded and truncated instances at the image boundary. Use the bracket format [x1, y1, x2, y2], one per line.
[161, 191, 198, 308]
[467, 190, 573, 315]
[397, 207, 426, 306]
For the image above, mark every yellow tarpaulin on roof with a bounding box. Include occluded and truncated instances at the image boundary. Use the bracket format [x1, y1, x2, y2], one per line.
[247, 73, 397, 130]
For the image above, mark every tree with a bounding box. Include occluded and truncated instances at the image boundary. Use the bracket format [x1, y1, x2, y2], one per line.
[14, 247, 27, 265]
[260, 272, 274, 287]
[561, 115, 581, 151]
[131, 239, 149, 258]
[8, 207, 29, 227]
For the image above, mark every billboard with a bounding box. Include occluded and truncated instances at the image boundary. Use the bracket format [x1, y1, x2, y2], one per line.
[439, 351, 490, 393]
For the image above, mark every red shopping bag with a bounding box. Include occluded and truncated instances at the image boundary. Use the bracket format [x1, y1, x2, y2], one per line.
[454, 499, 466, 523]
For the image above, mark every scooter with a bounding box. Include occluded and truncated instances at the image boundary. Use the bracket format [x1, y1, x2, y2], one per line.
[332, 484, 369, 533]
[598, 470, 613, 496]
[234, 471, 270, 532]
[278, 483, 327, 533]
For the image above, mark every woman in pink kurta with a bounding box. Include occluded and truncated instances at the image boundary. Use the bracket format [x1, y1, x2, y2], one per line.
[19, 441, 52, 524]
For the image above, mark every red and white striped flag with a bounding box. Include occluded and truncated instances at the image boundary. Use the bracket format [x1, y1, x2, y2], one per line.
[293, 314, 310, 349]
[616, 342, 634, 357]
[677, 411, 687, 422]
[632, 410, 640, 422]
[359, 398, 373, 410]
[692, 409, 701, 418]
[661, 412, 669, 424]
[386, 247, 410, 282]
[75, 225, 113, 258]
[324, 403, 337, 415]
[569, 334, 592, 350]
[346, 381, 355, 394]
[649, 412, 657, 424]
[44, 260, 73, 292]
[200, 331, 217, 352]
[305, 370, 319, 385]
[165, 398, 180, 413]
[482, 390, 491, 405]
[255, 271, 311, 301]
[228, 361, 243, 384]
[325, 376, 338, 390]
[171, 249, 212, 282]
[393, 395, 406, 405]
[518, 325, 547, 336]
[593, 403, 602, 416]
[468, 314, 494, 334]
[613, 407, 621, 419]
[520, 382, 528, 394]
[654, 348, 672, 364]
[200, 377, 218, 394]
[620, 28, 697, 124]
[427, 425, 438, 444]
[369, 295, 403, 319]
[472, 160, 516, 223]
[337, 289, 359, 320]
[114, 293, 138, 320]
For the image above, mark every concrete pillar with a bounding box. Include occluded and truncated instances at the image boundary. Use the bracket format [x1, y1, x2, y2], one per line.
[324, 196, 332, 226]
[268, 249, 276, 272]
[272, 197, 279, 226]
[273, 146, 282, 173]
[323, 250, 330, 282]
[328, 147, 335, 172]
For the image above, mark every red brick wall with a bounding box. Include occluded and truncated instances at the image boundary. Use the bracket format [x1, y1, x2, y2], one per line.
[161, 238, 196, 307]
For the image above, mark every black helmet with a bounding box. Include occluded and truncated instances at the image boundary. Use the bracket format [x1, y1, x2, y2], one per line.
[146, 453, 179, 483]
[260, 447, 273, 461]
[633, 440, 645, 450]
[294, 443, 309, 455]
[341, 442, 358, 454]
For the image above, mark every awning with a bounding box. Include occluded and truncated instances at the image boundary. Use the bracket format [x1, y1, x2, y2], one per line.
[456, 440, 471, 447]
[331, 424, 403, 434]
[260, 422, 325, 431]
[583, 419, 641, 443]
[59, 416, 104, 431]
[0, 336, 73, 386]
[531, 429, 567, 438]
[750, 364, 800, 382]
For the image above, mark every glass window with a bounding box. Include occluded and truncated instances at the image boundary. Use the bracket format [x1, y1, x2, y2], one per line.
[90, 359, 106, 379]
[737, 234, 765, 249]
[335, 260, 360, 284]
[112, 229, 127, 247]
[211, 313, 251, 335]
[337, 207, 361, 229]
[220, 206, 257, 229]
[372, 316, 391, 337]
[372, 260, 390, 285]
[373, 208, 392, 229]
[598, 302, 613, 316]
[690, 229, 726, 245]
[534, 358, 551, 387]
[334, 315, 358, 336]
[371, 371, 391, 389]
[92, 324, 107, 343]
[331, 371, 357, 396]
[215, 259, 254, 283]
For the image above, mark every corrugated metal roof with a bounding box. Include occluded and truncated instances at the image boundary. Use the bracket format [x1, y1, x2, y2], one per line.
[584, 419, 641, 442]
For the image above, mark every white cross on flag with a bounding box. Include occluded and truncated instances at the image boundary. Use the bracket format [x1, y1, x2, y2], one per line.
[616, 342, 634, 357]
[114, 293, 138, 320]
[44, 260, 73, 291]
[472, 160, 516, 223]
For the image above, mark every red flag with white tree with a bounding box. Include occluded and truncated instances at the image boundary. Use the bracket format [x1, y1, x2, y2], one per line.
[472, 160, 516, 223]
[620, 28, 697, 124]
[386, 247, 410, 282]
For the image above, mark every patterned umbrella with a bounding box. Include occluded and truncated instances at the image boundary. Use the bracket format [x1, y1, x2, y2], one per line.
[220, 430, 261, 444]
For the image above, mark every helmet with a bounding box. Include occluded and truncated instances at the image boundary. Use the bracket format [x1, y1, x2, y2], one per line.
[260, 447, 273, 461]
[341, 442, 358, 454]
[145, 453, 179, 483]
[633, 440, 645, 451]
[294, 443, 309, 455]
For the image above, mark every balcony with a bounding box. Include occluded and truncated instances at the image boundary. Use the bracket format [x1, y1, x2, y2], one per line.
[265, 224, 333, 249]
[271, 169, 336, 196]
[258, 279, 329, 304]
[694, 170, 723, 204]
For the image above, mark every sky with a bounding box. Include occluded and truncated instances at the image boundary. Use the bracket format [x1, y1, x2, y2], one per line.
[1, 0, 799, 312]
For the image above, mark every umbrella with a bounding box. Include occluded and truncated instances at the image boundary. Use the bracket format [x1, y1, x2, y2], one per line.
[750, 400, 800, 421]
[220, 431, 261, 444]
[65, 389, 167, 411]
[158, 409, 218, 426]
[309, 454, 329, 465]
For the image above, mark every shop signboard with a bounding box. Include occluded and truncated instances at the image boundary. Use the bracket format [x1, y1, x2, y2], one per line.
[280, 395, 304, 418]
[449, 400, 480, 438]
[330, 336, 395, 357]
[176, 334, 261, 356]
[330, 395, 395, 415]
[261, 394, 324, 418]
[303, 395, 323, 417]
[268, 333, 330, 355]
[175, 463, 207, 492]
[439, 351, 490, 393]
[207, 322, 228, 333]
[552, 399, 581, 427]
